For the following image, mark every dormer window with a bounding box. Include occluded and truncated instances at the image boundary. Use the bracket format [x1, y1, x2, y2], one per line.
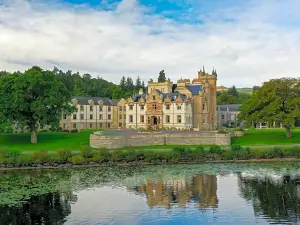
[90, 106, 93, 112]
[129, 105, 133, 110]
[153, 96, 156, 100]
[177, 105, 181, 110]
[166, 105, 170, 110]
[80, 105, 84, 111]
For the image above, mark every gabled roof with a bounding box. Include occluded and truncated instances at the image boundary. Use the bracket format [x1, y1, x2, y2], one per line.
[186, 85, 202, 95]
[217, 104, 241, 112]
[132, 94, 147, 102]
[72, 96, 117, 106]
[162, 92, 187, 101]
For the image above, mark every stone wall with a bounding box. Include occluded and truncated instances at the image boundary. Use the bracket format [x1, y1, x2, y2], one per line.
[90, 132, 231, 149]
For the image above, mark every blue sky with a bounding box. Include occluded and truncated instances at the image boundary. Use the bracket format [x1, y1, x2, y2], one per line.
[1, 0, 300, 87]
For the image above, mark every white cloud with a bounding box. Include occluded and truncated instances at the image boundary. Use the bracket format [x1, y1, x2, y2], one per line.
[1, 0, 300, 87]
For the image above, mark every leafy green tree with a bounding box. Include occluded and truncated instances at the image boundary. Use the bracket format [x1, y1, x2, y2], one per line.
[120, 76, 126, 91]
[217, 92, 236, 105]
[238, 78, 300, 137]
[125, 77, 134, 91]
[158, 70, 166, 82]
[0, 66, 76, 144]
[228, 85, 238, 98]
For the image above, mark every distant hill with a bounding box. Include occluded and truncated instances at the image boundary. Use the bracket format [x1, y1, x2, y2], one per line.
[237, 88, 253, 95]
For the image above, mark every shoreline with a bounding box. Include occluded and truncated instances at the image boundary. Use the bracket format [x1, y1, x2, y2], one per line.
[1, 158, 300, 172]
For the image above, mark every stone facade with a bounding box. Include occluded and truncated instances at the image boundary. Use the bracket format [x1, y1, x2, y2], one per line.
[90, 132, 231, 149]
[60, 97, 118, 130]
[125, 68, 217, 130]
[216, 104, 241, 128]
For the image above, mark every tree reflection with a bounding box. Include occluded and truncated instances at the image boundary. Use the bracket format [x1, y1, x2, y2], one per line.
[238, 173, 300, 223]
[0, 191, 76, 225]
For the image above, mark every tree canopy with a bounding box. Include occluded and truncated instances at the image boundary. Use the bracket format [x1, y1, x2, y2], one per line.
[216, 85, 250, 105]
[238, 78, 300, 137]
[158, 70, 166, 82]
[0, 66, 76, 143]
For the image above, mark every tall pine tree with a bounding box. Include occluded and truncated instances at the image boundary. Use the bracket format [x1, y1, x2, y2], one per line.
[158, 70, 166, 82]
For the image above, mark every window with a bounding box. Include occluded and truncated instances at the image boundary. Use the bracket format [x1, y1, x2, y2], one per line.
[99, 106, 103, 112]
[129, 105, 133, 110]
[123, 115, 126, 119]
[203, 104, 205, 111]
[90, 106, 93, 111]
[108, 114, 111, 120]
[123, 106, 126, 111]
[80, 105, 84, 111]
[166, 115, 170, 123]
[140, 115, 144, 123]
[90, 114, 93, 120]
[152, 104, 157, 110]
[73, 123, 76, 129]
[166, 105, 170, 110]
[63, 124, 66, 128]
[129, 115, 133, 123]
[99, 123, 102, 128]
[108, 123, 111, 128]
[99, 114, 103, 120]
[108, 106, 111, 112]
[119, 123, 122, 127]
[119, 106, 122, 111]
[177, 115, 182, 123]
[177, 105, 181, 110]
[73, 114, 77, 120]
[80, 114, 84, 120]
[119, 115, 122, 119]
[152, 96, 156, 100]
[89, 123, 93, 128]
[140, 105, 144, 110]
[222, 115, 225, 120]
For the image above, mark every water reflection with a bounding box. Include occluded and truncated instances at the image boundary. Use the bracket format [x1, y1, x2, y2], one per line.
[0, 192, 75, 225]
[2, 164, 300, 224]
[130, 175, 218, 209]
[238, 173, 300, 224]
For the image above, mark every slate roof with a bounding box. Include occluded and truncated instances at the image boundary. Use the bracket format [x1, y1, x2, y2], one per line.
[186, 85, 202, 95]
[217, 104, 241, 112]
[72, 96, 118, 106]
[130, 92, 188, 102]
[132, 94, 147, 102]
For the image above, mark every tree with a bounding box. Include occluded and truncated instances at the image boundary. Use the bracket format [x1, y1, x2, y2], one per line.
[0, 66, 76, 144]
[135, 76, 142, 89]
[158, 70, 166, 82]
[238, 78, 300, 137]
[217, 92, 236, 105]
[120, 76, 126, 91]
[125, 77, 134, 92]
[228, 85, 238, 98]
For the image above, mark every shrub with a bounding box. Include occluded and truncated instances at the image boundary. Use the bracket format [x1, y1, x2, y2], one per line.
[111, 150, 126, 162]
[172, 147, 188, 157]
[56, 149, 73, 162]
[70, 129, 78, 133]
[193, 146, 207, 159]
[286, 146, 300, 158]
[32, 150, 48, 163]
[222, 150, 235, 160]
[94, 149, 111, 162]
[231, 145, 243, 152]
[91, 154, 102, 163]
[69, 155, 85, 165]
[209, 146, 224, 154]
[61, 129, 69, 133]
[80, 147, 94, 158]
[125, 149, 137, 162]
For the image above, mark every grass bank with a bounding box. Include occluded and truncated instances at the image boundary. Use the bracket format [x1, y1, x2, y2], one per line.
[232, 128, 300, 146]
[0, 130, 96, 152]
[2, 145, 300, 169]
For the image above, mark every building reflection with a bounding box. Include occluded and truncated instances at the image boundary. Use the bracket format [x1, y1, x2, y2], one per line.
[130, 174, 218, 209]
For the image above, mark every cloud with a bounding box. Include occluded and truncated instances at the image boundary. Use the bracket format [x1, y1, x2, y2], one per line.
[1, 0, 300, 87]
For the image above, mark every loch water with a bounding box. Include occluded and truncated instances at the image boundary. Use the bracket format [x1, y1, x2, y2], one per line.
[1, 163, 300, 225]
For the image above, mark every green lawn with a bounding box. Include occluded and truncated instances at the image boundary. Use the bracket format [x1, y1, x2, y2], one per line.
[0, 130, 96, 152]
[232, 128, 300, 146]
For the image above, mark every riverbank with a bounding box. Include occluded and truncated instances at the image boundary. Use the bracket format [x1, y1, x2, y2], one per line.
[1, 145, 300, 171]
[1, 158, 300, 172]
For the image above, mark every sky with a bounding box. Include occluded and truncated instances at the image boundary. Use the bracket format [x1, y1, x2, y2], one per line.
[1, 0, 300, 87]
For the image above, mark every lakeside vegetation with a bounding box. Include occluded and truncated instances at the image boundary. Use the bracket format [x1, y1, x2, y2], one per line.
[1, 145, 300, 169]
